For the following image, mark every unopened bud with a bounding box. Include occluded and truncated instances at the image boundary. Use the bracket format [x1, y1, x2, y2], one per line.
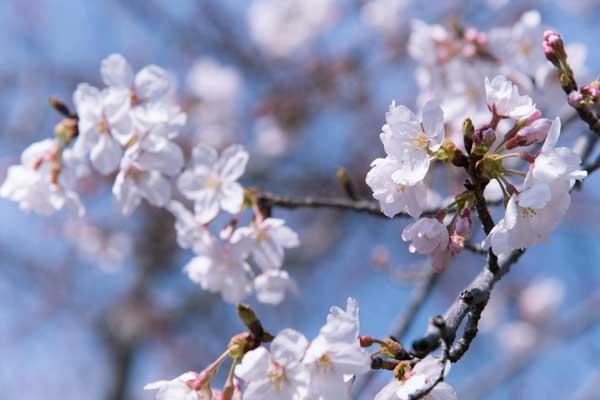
[54, 118, 78, 142]
[581, 83, 600, 104]
[522, 109, 542, 125]
[455, 208, 472, 237]
[449, 234, 465, 255]
[543, 30, 567, 66]
[472, 128, 495, 156]
[463, 118, 475, 152]
[505, 118, 552, 149]
[359, 335, 375, 347]
[568, 90, 584, 107]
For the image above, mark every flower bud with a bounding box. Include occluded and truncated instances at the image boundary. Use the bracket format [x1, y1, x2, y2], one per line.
[463, 117, 475, 152]
[543, 30, 567, 66]
[505, 118, 552, 149]
[520, 151, 537, 163]
[581, 83, 600, 104]
[455, 208, 472, 237]
[568, 90, 584, 107]
[359, 335, 375, 347]
[472, 128, 496, 156]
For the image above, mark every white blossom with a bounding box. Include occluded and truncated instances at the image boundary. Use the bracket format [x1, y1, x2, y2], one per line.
[184, 233, 253, 303]
[232, 218, 299, 270]
[402, 218, 449, 255]
[484, 75, 537, 119]
[235, 329, 309, 399]
[73, 83, 132, 173]
[1, 140, 84, 216]
[366, 157, 427, 219]
[375, 356, 456, 400]
[518, 278, 565, 323]
[486, 118, 586, 256]
[248, 0, 335, 58]
[380, 101, 445, 185]
[144, 372, 207, 400]
[113, 130, 183, 215]
[303, 298, 371, 399]
[361, 0, 409, 34]
[101, 53, 171, 106]
[177, 144, 248, 223]
[254, 270, 298, 305]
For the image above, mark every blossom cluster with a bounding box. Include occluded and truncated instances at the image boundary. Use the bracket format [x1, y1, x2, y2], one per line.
[367, 73, 586, 268]
[0, 54, 300, 305]
[145, 298, 457, 400]
[408, 10, 588, 136]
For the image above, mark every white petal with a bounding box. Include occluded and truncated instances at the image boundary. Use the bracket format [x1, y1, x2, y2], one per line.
[101, 54, 133, 88]
[271, 328, 309, 366]
[235, 347, 271, 382]
[217, 144, 249, 182]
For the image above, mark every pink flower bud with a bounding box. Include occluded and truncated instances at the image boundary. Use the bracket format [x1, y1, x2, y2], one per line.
[568, 90, 584, 107]
[505, 118, 552, 149]
[359, 335, 375, 347]
[454, 208, 472, 237]
[474, 127, 496, 146]
[522, 109, 542, 125]
[543, 30, 567, 65]
[581, 84, 600, 103]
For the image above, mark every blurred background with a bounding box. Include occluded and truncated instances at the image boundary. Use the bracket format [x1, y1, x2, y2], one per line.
[1, 0, 600, 399]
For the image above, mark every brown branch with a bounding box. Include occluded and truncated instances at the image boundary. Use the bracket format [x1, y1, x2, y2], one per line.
[411, 249, 525, 359]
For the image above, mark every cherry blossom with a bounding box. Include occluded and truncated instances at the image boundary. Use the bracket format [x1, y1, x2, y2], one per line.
[402, 218, 449, 255]
[375, 356, 456, 400]
[247, 0, 335, 58]
[254, 270, 298, 305]
[177, 144, 249, 223]
[184, 232, 253, 303]
[235, 329, 309, 399]
[484, 75, 537, 119]
[302, 298, 371, 399]
[144, 372, 206, 400]
[380, 101, 445, 185]
[232, 217, 299, 270]
[73, 83, 131, 173]
[113, 130, 183, 215]
[0, 140, 84, 216]
[366, 157, 427, 219]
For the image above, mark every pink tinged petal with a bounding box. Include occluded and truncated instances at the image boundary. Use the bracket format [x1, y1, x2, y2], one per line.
[217, 144, 249, 181]
[374, 380, 404, 400]
[193, 191, 221, 224]
[420, 100, 445, 150]
[391, 150, 430, 186]
[235, 347, 271, 382]
[326, 342, 371, 375]
[518, 183, 551, 209]
[73, 83, 101, 111]
[138, 138, 184, 176]
[113, 173, 141, 215]
[504, 196, 520, 230]
[271, 329, 309, 366]
[253, 236, 285, 270]
[541, 117, 561, 153]
[219, 181, 244, 214]
[90, 135, 122, 175]
[137, 172, 171, 207]
[155, 380, 199, 400]
[177, 169, 210, 199]
[254, 270, 297, 304]
[134, 65, 170, 101]
[101, 54, 133, 88]
[272, 224, 300, 248]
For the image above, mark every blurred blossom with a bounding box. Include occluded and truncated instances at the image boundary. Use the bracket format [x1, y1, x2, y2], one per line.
[63, 219, 132, 272]
[247, 0, 336, 58]
[186, 58, 244, 148]
[499, 321, 538, 353]
[361, 0, 410, 35]
[254, 116, 290, 157]
[518, 278, 565, 323]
